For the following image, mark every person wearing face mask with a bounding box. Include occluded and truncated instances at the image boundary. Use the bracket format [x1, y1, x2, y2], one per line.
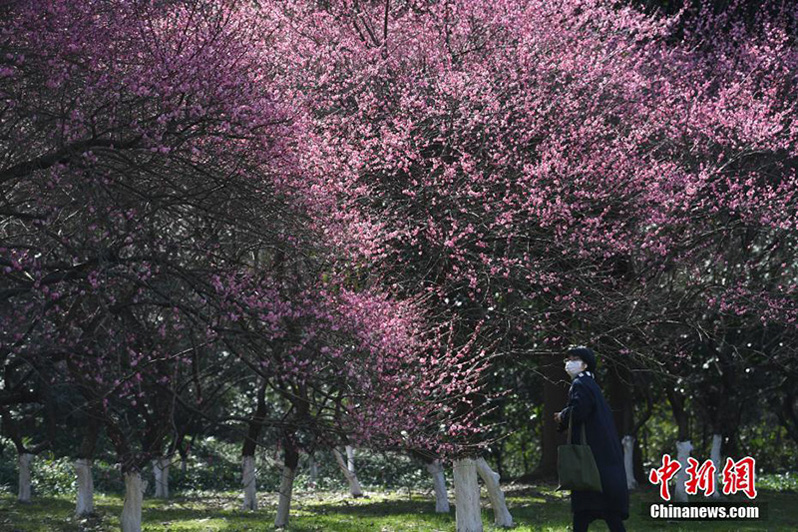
[554, 346, 629, 532]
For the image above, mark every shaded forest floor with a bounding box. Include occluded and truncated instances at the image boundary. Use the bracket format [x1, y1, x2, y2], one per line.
[1, 482, 796, 531]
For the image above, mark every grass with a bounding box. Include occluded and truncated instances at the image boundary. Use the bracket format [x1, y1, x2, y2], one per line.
[1, 482, 796, 531]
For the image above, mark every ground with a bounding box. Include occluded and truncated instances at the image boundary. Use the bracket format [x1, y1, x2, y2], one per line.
[1, 483, 795, 531]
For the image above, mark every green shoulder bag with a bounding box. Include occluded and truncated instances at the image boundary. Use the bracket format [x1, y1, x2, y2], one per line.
[557, 413, 603, 492]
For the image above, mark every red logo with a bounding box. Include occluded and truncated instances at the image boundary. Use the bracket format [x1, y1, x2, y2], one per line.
[685, 458, 716, 497]
[649, 454, 757, 500]
[721, 457, 757, 499]
[648, 454, 681, 501]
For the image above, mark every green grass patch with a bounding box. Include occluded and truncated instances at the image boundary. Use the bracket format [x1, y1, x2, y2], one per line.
[1, 483, 796, 531]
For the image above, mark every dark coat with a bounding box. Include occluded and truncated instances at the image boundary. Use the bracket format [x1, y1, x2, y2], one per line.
[559, 371, 629, 519]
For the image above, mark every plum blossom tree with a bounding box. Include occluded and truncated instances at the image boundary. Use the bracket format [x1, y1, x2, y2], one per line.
[264, 0, 798, 525]
[3, 0, 797, 530]
[0, 1, 309, 529]
[1, 3, 493, 530]
[263, 0, 677, 526]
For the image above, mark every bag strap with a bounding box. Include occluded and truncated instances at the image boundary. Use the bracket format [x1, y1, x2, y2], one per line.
[567, 411, 588, 445]
[567, 410, 573, 442]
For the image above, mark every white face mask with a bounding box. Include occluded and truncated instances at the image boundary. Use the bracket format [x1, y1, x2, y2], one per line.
[565, 360, 585, 378]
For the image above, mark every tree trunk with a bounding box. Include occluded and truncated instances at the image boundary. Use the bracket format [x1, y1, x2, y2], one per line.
[179, 442, 189, 474]
[774, 389, 798, 446]
[241, 378, 267, 510]
[345, 445, 356, 473]
[308, 454, 318, 489]
[152, 456, 170, 499]
[667, 388, 690, 441]
[425, 459, 450, 513]
[475, 457, 512, 527]
[709, 433, 722, 499]
[274, 465, 296, 528]
[621, 436, 638, 490]
[667, 388, 691, 502]
[453, 458, 483, 532]
[75, 413, 99, 516]
[275, 436, 299, 528]
[17, 452, 33, 503]
[609, 364, 640, 491]
[674, 440, 693, 503]
[241, 455, 257, 510]
[607, 362, 635, 438]
[121, 471, 143, 532]
[538, 354, 569, 477]
[333, 448, 363, 497]
[519, 436, 529, 475]
[633, 433, 646, 485]
[75, 458, 94, 516]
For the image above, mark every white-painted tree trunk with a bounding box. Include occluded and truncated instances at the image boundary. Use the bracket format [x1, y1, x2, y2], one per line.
[622, 435, 638, 490]
[17, 453, 33, 503]
[345, 445, 356, 473]
[274, 465, 296, 528]
[333, 448, 363, 497]
[426, 459, 450, 513]
[710, 434, 722, 498]
[152, 457, 170, 499]
[453, 458, 483, 532]
[121, 471, 144, 532]
[674, 440, 693, 502]
[308, 454, 318, 489]
[241, 455, 257, 510]
[75, 458, 94, 516]
[475, 457, 513, 527]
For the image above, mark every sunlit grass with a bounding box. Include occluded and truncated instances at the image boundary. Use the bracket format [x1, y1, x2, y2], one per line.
[1, 483, 796, 531]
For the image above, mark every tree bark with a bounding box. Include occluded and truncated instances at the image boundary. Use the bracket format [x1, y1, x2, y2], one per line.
[667, 388, 690, 441]
[241, 378, 267, 510]
[17, 452, 33, 503]
[241, 455, 257, 511]
[709, 433, 722, 499]
[345, 445, 356, 473]
[774, 389, 798, 446]
[152, 456, 170, 499]
[538, 354, 569, 477]
[177, 435, 189, 474]
[274, 465, 296, 528]
[453, 458, 483, 532]
[425, 458, 450, 513]
[621, 436, 638, 490]
[475, 457, 512, 527]
[666, 387, 691, 502]
[275, 435, 300, 528]
[333, 447, 363, 497]
[607, 362, 635, 438]
[75, 413, 99, 515]
[75, 459, 94, 516]
[121, 471, 144, 532]
[308, 454, 318, 489]
[674, 440, 693, 503]
[493, 446, 504, 481]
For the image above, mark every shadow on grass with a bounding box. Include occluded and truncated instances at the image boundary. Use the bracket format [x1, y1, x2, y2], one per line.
[3, 487, 798, 531]
[1, 497, 85, 532]
[0, 490, 572, 532]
